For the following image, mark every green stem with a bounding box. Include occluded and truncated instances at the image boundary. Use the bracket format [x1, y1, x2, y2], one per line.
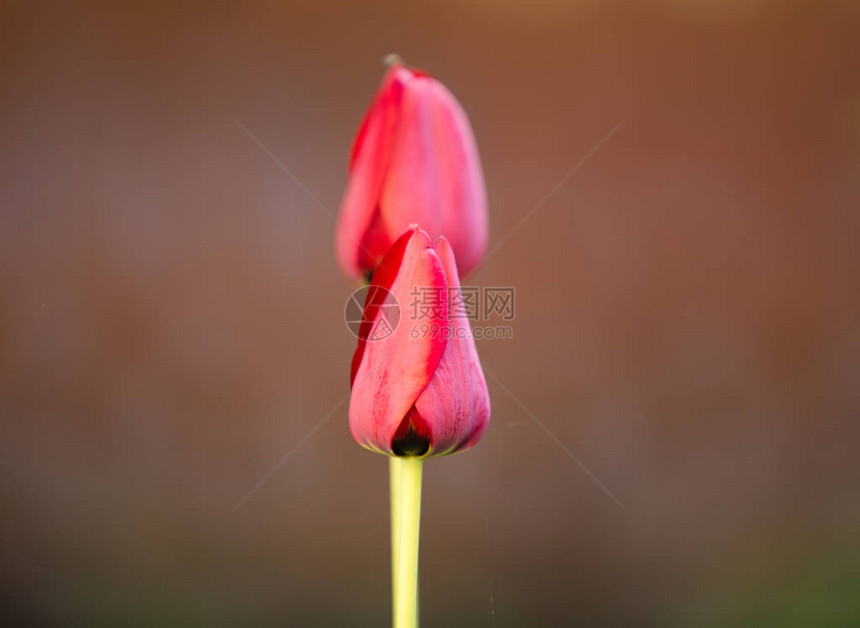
[389, 456, 423, 628]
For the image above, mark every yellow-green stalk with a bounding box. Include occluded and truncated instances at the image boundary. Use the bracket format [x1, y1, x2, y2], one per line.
[389, 456, 423, 628]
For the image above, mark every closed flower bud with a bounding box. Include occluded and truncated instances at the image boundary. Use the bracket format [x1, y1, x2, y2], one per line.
[336, 61, 488, 282]
[349, 226, 490, 457]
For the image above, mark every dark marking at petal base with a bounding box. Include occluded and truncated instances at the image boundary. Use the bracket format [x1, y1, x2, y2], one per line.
[391, 406, 431, 457]
[392, 429, 430, 457]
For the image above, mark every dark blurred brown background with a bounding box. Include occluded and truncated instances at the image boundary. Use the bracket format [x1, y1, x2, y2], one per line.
[1, 1, 858, 626]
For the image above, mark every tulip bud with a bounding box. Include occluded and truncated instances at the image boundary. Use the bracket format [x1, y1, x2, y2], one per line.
[349, 226, 490, 457]
[336, 61, 488, 282]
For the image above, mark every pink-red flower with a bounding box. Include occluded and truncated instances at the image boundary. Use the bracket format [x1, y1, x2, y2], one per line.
[349, 226, 490, 457]
[336, 62, 488, 282]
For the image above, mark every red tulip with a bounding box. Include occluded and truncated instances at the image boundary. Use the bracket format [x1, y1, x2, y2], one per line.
[336, 62, 488, 282]
[349, 226, 490, 457]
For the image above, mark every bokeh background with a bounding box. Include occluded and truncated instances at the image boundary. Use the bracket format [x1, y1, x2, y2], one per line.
[2, 1, 859, 626]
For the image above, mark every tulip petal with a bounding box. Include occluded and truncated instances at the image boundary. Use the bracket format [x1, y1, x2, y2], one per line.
[336, 65, 414, 280]
[381, 77, 488, 277]
[349, 227, 449, 455]
[350, 227, 412, 386]
[413, 237, 490, 455]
